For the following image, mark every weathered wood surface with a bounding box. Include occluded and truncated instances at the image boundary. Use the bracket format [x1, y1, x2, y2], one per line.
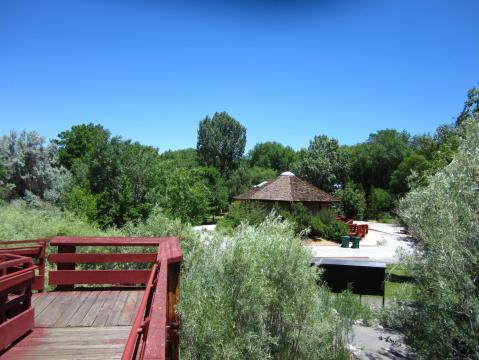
[1, 326, 131, 360]
[32, 290, 143, 327]
[2, 290, 143, 359]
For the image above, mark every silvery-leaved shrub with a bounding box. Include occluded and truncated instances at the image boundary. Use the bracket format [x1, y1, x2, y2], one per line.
[178, 216, 349, 360]
[396, 118, 479, 359]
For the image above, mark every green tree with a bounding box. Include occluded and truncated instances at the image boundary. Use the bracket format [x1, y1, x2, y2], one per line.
[334, 183, 366, 220]
[456, 86, 479, 125]
[367, 187, 394, 219]
[159, 148, 199, 168]
[227, 162, 277, 198]
[248, 141, 297, 172]
[56, 124, 162, 227]
[389, 153, 430, 196]
[56, 123, 111, 169]
[156, 166, 212, 225]
[197, 112, 247, 177]
[346, 129, 411, 191]
[293, 135, 349, 192]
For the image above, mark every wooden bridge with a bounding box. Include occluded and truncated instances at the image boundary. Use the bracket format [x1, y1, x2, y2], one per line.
[0, 236, 183, 360]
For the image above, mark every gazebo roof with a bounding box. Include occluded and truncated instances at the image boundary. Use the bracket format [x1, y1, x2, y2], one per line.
[233, 172, 339, 203]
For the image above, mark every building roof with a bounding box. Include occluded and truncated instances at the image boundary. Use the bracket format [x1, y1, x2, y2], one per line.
[233, 172, 339, 203]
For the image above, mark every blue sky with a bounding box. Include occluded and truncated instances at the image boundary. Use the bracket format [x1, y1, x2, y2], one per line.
[0, 0, 478, 152]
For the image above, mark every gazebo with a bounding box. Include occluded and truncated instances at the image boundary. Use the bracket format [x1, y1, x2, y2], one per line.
[233, 171, 339, 214]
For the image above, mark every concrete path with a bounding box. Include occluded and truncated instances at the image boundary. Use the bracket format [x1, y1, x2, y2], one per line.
[305, 222, 414, 263]
[351, 324, 415, 359]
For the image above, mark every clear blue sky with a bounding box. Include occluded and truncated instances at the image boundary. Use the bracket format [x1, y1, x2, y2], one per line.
[1, 0, 478, 152]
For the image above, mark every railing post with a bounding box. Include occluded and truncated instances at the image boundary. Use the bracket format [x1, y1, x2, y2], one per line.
[56, 245, 76, 291]
[167, 262, 181, 360]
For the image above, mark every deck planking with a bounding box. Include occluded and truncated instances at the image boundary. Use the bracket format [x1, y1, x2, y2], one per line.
[33, 290, 143, 328]
[2, 290, 144, 360]
[1, 326, 131, 360]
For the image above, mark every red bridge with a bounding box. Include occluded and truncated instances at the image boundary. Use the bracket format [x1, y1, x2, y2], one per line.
[0, 236, 183, 360]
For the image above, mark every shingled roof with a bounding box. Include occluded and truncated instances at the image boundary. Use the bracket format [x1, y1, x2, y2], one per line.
[233, 172, 339, 203]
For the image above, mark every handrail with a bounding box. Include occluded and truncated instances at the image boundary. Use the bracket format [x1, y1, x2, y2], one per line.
[0, 239, 47, 292]
[0, 253, 36, 351]
[122, 263, 159, 360]
[48, 236, 174, 290]
[122, 237, 183, 360]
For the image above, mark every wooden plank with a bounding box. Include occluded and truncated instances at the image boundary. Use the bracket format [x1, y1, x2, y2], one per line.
[49, 270, 151, 285]
[1, 326, 131, 360]
[32, 293, 57, 317]
[158, 238, 183, 264]
[105, 290, 130, 326]
[143, 262, 168, 360]
[66, 291, 101, 326]
[35, 292, 75, 327]
[0, 307, 34, 350]
[51, 236, 177, 247]
[117, 290, 143, 326]
[92, 291, 122, 327]
[0, 239, 46, 246]
[49, 253, 157, 264]
[80, 291, 111, 327]
[53, 292, 89, 327]
[0, 270, 35, 292]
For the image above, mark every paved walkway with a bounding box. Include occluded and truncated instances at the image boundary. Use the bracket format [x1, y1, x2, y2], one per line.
[305, 222, 414, 263]
[351, 325, 415, 359]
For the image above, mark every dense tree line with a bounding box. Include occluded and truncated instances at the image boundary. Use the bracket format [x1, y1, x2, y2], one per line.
[0, 87, 477, 227]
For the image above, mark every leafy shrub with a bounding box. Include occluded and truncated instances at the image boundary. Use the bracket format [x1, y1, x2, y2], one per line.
[178, 217, 350, 360]
[394, 119, 479, 359]
[334, 183, 366, 220]
[322, 220, 349, 241]
[0, 201, 110, 240]
[318, 208, 337, 225]
[367, 186, 395, 219]
[309, 216, 326, 237]
[216, 201, 267, 231]
[333, 288, 374, 327]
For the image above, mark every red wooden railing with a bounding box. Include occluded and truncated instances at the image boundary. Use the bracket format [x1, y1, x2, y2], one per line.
[0, 253, 36, 350]
[0, 236, 183, 359]
[0, 239, 47, 292]
[122, 237, 182, 360]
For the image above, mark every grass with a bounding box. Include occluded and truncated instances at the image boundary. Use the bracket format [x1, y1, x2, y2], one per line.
[385, 264, 415, 301]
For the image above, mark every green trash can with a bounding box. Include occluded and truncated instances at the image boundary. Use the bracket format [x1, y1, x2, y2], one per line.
[351, 236, 360, 249]
[341, 236, 350, 248]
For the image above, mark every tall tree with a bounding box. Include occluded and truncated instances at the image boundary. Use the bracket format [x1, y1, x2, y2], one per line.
[292, 135, 349, 192]
[346, 129, 411, 192]
[197, 112, 246, 177]
[248, 141, 297, 172]
[456, 86, 479, 125]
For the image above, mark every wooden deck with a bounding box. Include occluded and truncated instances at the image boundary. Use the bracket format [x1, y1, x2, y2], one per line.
[2, 290, 143, 359]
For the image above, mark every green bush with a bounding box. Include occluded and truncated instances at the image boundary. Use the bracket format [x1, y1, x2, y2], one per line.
[334, 183, 366, 220]
[0, 201, 112, 240]
[178, 217, 350, 360]
[309, 216, 326, 237]
[394, 119, 479, 359]
[216, 201, 267, 232]
[322, 221, 349, 241]
[367, 186, 395, 219]
[318, 208, 337, 225]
